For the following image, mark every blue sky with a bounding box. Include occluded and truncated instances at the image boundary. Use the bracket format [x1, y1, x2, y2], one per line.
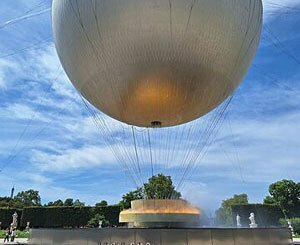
[0, 0, 300, 214]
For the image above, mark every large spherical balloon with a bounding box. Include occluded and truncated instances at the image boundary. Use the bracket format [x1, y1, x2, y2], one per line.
[52, 0, 262, 127]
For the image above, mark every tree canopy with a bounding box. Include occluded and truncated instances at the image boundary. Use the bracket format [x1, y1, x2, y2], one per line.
[95, 200, 108, 207]
[46, 199, 64, 207]
[119, 188, 144, 210]
[74, 199, 85, 207]
[0, 189, 42, 209]
[0, 189, 101, 209]
[64, 198, 74, 207]
[144, 174, 181, 199]
[264, 179, 300, 217]
[45, 198, 86, 207]
[119, 174, 181, 209]
[15, 189, 41, 206]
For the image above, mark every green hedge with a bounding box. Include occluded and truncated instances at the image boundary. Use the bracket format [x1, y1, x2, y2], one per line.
[20, 205, 120, 228]
[231, 204, 285, 227]
[290, 204, 300, 218]
[0, 208, 22, 229]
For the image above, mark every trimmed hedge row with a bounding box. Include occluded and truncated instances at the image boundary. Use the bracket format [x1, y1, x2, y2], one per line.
[0, 206, 120, 229]
[0, 208, 22, 229]
[20, 205, 121, 228]
[289, 204, 300, 218]
[21, 207, 92, 228]
[231, 204, 285, 227]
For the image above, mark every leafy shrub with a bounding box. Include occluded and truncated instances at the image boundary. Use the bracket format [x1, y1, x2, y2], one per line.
[87, 214, 110, 228]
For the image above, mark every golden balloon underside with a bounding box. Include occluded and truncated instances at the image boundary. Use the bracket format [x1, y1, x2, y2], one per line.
[82, 63, 234, 127]
[52, 0, 263, 127]
[120, 68, 219, 127]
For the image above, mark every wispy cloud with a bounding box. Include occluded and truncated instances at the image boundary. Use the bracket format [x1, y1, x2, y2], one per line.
[263, 0, 300, 20]
[0, 58, 19, 88]
[32, 145, 116, 172]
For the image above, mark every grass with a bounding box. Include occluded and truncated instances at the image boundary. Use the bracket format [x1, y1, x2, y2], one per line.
[0, 230, 29, 239]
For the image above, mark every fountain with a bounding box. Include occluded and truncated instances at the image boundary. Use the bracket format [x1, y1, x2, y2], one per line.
[29, 199, 293, 245]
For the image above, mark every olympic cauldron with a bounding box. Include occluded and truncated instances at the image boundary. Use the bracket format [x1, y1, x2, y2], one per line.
[119, 199, 201, 228]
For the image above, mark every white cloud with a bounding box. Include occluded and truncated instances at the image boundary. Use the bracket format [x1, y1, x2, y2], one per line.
[263, 0, 300, 20]
[26, 173, 52, 185]
[195, 110, 300, 183]
[31, 45, 78, 99]
[1, 44, 78, 104]
[263, 0, 300, 7]
[64, 113, 130, 142]
[32, 145, 116, 172]
[5, 103, 48, 122]
[0, 58, 19, 88]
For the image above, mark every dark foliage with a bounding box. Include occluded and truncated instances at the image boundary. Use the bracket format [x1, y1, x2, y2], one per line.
[0, 208, 22, 229]
[20, 205, 120, 228]
[231, 204, 285, 227]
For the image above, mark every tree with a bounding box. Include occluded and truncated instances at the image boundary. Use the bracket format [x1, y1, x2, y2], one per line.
[64, 198, 74, 207]
[266, 179, 300, 217]
[95, 200, 108, 207]
[0, 197, 24, 209]
[46, 199, 64, 206]
[263, 196, 275, 205]
[52, 199, 64, 206]
[0, 197, 10, 208]
[119, 174, 182, 210]
[46, 201, 54, 207]
[143, 174, 181, 199]
[119, 188, 144, 210]
[14, 189, 41, 207]
[215, 194, 249, 226]
[73, 199, 85, 207]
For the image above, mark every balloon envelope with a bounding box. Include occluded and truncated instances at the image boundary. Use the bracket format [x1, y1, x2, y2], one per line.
[52, 0, 262, 127]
